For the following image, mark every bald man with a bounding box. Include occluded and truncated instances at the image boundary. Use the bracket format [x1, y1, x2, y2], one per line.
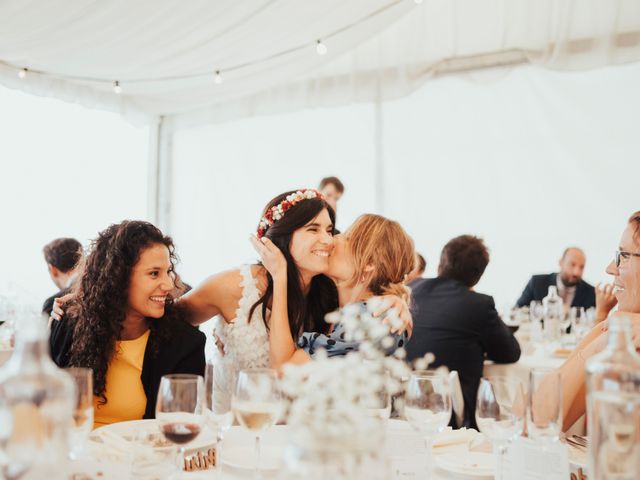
[516, 247, 596, 311]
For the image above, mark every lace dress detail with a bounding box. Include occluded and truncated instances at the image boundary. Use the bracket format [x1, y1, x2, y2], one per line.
[212, 265, 270, 413]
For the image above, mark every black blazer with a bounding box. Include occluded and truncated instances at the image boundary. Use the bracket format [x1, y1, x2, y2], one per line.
[515, 273, 595, 309]
[406, 277, 521, 429]
[49, 315, 206, 420]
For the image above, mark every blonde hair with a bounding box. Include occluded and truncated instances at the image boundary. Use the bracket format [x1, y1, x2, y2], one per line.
[345, 214, 415, 302]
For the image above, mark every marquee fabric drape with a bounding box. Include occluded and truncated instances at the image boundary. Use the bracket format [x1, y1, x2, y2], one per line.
[1, 0, 639, 130]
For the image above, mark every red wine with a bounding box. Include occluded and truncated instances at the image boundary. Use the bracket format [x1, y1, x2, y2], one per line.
[161, 422, 201, 444]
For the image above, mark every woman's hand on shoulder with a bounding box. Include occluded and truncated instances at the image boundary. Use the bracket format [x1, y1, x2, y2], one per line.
[370, 295, 413, 337]
[49, 292, 75, 322]
[249, 235, 287, 282]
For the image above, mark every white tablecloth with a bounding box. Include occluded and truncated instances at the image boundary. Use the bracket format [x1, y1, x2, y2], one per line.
[483, 348, 567, 386]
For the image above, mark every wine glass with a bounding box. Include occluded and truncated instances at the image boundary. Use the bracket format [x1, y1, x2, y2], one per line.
[232, 368, 281, 480]
[529, 301, 544, 345]
[404, 370, 452, 480]
[66, 367, 94, 459]
[476, 376, 525, 480]
[528, 368, 562, 444]
[155, 374, 205, 469]
[569, 307, 589, 342]
[204, 360, 234, 472]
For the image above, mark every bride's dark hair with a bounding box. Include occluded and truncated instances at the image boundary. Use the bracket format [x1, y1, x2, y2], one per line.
[249, 190, 338, 338]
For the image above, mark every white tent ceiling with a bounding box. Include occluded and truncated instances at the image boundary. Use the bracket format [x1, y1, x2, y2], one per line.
[1, 0, 640, 130]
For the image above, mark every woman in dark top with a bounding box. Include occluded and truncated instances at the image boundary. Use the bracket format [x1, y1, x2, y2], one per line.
[49, 220, 205, 426]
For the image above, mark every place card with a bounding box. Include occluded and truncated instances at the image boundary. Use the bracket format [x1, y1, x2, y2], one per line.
[502, 437, 570, 480]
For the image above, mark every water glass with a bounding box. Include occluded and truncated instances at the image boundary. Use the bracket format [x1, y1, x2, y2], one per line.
[588, 391, 640, 480]
[476, 376, 525, 480]
[404, 370, 451, 480]
[528, 368, 561, 443]
[66, 368, 94, 459]
[204, 360, 234, 472]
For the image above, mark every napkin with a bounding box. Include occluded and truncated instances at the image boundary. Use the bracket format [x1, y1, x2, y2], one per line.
[432, 427, 478, 450]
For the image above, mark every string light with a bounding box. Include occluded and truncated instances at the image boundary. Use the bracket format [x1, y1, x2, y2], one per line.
[3, 2, 402, 90]
[414, 0, 424, 4]
[316, 39, 327, 56]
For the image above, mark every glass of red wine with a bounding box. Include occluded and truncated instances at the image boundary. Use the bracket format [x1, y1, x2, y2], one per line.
[155, 374, 205, 470]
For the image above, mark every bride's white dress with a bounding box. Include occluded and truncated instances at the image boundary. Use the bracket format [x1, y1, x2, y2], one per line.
[212, 264, 270, 413]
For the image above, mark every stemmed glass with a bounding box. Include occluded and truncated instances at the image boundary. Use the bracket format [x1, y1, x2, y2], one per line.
[529, 301, 544, 345]
[476, 376, 525, 480]
[155, 374, 205, 470]
[569, 307, 589, 342]
[232, 368, 282, 480]
[203, 360, 234, 473]
[404, 370, 452, 480]
[528, 368, 562, 444]
[66, 367, 94, 459]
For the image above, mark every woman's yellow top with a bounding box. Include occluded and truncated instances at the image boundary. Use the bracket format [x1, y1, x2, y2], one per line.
[93, 330, 150, 428]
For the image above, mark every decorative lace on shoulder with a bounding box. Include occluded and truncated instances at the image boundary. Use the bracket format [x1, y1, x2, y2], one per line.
[234, 264, 262, 323]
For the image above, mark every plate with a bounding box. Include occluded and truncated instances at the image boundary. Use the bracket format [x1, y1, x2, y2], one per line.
[92, 419, 216, 453]
[221, 445, 283, 471]
[435, 452, 494, 478]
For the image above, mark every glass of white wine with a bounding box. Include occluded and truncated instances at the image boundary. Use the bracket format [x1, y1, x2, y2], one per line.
[404, 370, 452, 480]
[232, 368, 281, 480]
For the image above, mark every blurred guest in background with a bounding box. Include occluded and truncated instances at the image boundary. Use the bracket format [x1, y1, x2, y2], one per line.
[407, 252, 427, 284]
[516, 247, 595, 313]
[49, 221, 205, 427]
[406, 235, 521, 428]
[42, 237, 83, 317]
[318, 176, 344, 212]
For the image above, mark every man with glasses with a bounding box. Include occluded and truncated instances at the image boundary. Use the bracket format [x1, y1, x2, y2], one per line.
[516, 247, 596, 313]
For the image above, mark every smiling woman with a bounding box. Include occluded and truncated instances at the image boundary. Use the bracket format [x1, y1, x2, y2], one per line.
[548, 211, 640, 431]
[49, 220, 206, 427]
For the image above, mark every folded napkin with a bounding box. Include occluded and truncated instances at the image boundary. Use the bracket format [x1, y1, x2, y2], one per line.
[426, 427, 494, 454]
[89, 429, 154, 463]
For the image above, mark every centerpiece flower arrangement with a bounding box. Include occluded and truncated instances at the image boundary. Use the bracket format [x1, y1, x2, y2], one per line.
[279, 299, 434, 479]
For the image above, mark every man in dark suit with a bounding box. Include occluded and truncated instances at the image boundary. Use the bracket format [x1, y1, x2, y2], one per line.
[516, 247, 595, 311]
[42, 238, 83, 317]
[406, 235, 521, 429]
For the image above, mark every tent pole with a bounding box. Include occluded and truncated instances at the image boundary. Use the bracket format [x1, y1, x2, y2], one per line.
[374, 78, 384, 214]
[157, 117, 173, 234]
[147, 117, 160, 225]
[147, 116, 173, 233]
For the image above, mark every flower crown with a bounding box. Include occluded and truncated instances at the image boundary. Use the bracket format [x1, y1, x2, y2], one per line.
[257, 189, 325, 238]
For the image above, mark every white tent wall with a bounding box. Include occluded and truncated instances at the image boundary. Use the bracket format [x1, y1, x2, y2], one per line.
[0, 86, 149, 304]
[170, 62, 640, 311]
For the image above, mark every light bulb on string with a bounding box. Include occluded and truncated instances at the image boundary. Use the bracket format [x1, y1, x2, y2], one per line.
[316, 40, 327, 56]
[414, 0, 424, 4]
[113, 81, 122, 94]
[17, 68, 27, 79]
[214, 70, 223, 84]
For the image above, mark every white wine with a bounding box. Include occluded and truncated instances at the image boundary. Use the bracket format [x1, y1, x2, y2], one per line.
[233, 402, 279, 432]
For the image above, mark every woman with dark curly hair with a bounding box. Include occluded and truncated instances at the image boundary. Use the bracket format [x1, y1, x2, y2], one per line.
[49, 220, 205, 427]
